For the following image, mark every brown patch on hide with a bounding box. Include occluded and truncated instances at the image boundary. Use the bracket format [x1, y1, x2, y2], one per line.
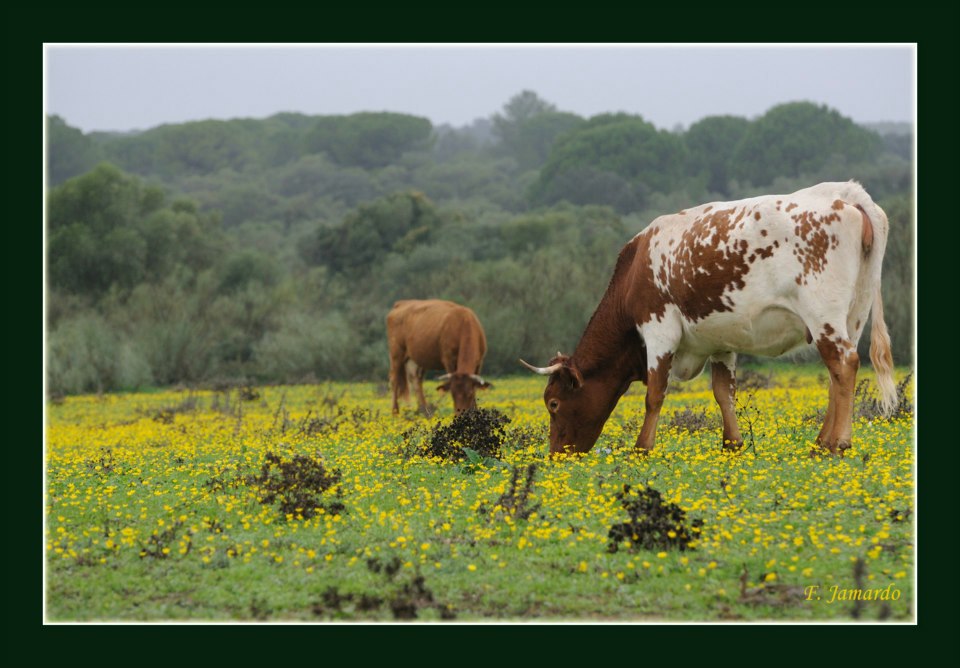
[790, 208, 843, 285]
[659, 208, 755, 322]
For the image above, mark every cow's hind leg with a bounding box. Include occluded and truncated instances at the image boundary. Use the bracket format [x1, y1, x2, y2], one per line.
[816, 376, 838, 448]
[710, 353, 743, 451]
[813, 324, 860, 454]
[389, 345, 408, 415]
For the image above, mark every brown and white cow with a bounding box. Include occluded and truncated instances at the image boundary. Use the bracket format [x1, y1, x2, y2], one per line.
[387, 299, 492, 415]
[521, 181, 896, 455]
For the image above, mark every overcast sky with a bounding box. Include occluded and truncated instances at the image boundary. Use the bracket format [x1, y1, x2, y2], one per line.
[45, 45, 915, 134]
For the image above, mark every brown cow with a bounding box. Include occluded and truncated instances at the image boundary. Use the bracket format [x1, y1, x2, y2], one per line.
[387, 299, 492, 415]
[521, 182, 896, 455]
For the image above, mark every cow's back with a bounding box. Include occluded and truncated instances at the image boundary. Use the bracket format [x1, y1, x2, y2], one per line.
[387, 300, 484, 372]
[628, 182, 882, 359]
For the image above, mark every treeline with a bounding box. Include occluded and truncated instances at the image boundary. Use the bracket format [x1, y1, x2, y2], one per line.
[46, 92, 914, 395]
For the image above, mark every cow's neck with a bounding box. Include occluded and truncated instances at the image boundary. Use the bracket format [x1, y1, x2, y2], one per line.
[571, 238, 647, 393]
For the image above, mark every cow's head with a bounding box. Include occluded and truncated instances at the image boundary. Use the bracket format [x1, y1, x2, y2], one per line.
[437, 373, 493, 414]
[520, 353, 614, 454]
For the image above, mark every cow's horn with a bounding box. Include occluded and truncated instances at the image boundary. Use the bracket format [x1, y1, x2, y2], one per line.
[469, 374, 486, 384]
[437, 373, 451, 381]
[519, 358, 563, 375]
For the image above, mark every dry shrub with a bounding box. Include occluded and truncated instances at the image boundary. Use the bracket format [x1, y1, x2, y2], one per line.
[607, 485, 703, 553]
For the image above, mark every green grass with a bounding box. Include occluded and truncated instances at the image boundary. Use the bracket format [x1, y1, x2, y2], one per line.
[45, 367, 914, 622]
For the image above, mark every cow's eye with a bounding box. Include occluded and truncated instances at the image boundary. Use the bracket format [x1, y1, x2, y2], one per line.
[548, 399, 560, 412]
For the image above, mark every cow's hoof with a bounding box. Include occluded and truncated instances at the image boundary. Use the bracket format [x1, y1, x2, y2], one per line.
[721, 440, 744, 452]
[812, 440, 841, 456]
[809, 442, 832, 457]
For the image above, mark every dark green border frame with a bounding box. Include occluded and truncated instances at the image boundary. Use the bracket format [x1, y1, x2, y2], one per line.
[19, 11, 959, 666]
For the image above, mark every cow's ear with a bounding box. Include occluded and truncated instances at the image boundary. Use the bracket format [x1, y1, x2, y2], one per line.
[437, 383, 450, 393]
[556, 363, 584, 390]
[563, 363, 583, 390]
[546, 353, 583, 389]
[478, 381, 493, 390]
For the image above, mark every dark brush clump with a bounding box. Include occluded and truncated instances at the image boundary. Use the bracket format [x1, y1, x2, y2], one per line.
[389, 575, 435, 620]
[310, 559, 455, 621]
[607, 485, 703, 553]
[367, 556, 404, 578]
[479, 463, 541, 521]
[250, 452, 344, 520]
[424, 408, 510, 461]
[854, 373, 913, 420]
[667, 406, 713, 433]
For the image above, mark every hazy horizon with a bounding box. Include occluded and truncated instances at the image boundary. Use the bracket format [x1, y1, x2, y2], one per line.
[45, 45, 915, 134]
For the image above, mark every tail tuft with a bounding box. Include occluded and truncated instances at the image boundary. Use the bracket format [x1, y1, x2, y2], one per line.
[869, 286, 896, 416]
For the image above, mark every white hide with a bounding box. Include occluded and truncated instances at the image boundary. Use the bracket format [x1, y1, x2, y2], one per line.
[634, 181, 889, 383]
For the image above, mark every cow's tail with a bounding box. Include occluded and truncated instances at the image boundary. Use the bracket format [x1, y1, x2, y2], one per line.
[841, 182, 896, 417]
[869, 285, 897, 416]
[851, 185, 897, 417]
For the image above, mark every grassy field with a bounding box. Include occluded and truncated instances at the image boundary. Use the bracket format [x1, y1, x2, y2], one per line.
[45, 364, 914, 622]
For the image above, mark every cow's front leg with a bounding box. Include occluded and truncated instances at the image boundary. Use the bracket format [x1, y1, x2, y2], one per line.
[710, 354, 743, 451]
[404, 360, 428, 416]
[635, 352, 673, 452]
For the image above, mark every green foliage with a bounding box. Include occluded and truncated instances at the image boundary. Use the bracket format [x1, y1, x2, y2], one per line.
[407, 156, 529, 210]
[100, 119, 260, 177]
[532, 113, 687, 211]
[268, 153, 376, 205]
[120, 277, 220, 386]
[303, 191, 445, 274]
[432, 119, 495, 163]
[491, 92, 584, 170]
[492, 90, 558, 143]
[45, 96, 913, 394]
[459, 448, 507, 474]
[684, 115, 751, 195]
[47, 115, 103, 186]
[253, 311, 356, 382]
[216, 250, 279, 294]
[305, 112, 433, 168]
[48, 164, 222, 298]
[48, 163, 164, 236]
[213, 183, 282, 228]
[731, 102, 883, 187]
[47, 313, 153, 395]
